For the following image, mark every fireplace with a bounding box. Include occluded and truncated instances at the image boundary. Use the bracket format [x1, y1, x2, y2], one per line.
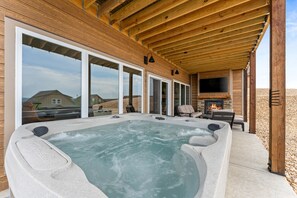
[204, 99, 224, 114]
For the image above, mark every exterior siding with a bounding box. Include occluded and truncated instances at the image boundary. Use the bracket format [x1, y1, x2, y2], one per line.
[232, 69, 243, 115]
[0, 11, 6, 189]
[0, 0, 191, 190]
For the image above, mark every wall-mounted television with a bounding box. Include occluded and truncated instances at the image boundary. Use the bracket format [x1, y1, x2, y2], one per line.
[199, 77, 228, 93]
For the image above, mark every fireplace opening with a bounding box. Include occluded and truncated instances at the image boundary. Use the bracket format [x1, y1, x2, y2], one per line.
[204, 99, 224, 114]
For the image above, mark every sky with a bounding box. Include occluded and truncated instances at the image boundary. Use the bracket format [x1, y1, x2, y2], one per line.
[256, 0, 297, 88]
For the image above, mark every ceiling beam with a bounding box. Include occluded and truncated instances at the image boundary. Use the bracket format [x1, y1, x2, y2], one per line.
[171, 47, 253, 64]
[142, 5, 269, 45]
[166, 40, 256, 60]
[154, 24, 263, 52]
[175, 52, 250, 64]
[135, 0, 251, 40]
[97, 0, 125, 17]
[188, 63, 248, 74]
[169, 44, 254, 62]
[150, 17, 265, 50]
[184, 57, 249, 68]
[84, 0, 96, 9]
[159, 31, 261, 55]
[128, 0, 219, 36]
[110, 0, 158, 25]
[120, 0, 188, 31]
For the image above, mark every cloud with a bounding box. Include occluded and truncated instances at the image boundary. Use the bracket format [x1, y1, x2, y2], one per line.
[23, 64, 81, 98]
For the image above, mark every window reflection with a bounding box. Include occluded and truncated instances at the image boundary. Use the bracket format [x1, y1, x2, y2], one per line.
[89, 55, 119, 116]
[123, 66, 142, 113]
[22, 34, 81, 124]
[186, 86, 190, 105]
[174, 82, 180, 115]
[150, 78, 161, 114]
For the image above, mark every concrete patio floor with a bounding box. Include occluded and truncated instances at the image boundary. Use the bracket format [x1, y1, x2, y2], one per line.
[226, 125, 297, 198]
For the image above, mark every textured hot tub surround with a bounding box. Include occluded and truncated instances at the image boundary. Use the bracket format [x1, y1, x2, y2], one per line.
[5, 114, 232, 198]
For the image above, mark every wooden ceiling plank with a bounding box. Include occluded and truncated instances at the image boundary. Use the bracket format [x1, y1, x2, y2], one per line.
[150, 17, 265, 50]
[136, 0, 252, 40]
[166, 40, 256, 60]
[97, 0, 125, 17]
[142, 5, 269, 45]
[120, 0, 188, 31]
[128, 0, 219, 37]
[110, 0, 158, 25]
[159, 30, 261, 55]
[169, 44, 254, 61]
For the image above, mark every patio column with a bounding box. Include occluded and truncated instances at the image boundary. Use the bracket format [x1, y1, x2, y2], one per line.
[249, 52, 256, 134]
[268, 0, 286, 175]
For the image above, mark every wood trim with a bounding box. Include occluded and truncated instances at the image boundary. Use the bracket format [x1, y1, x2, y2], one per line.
[243, 68, 248, 122]
[268, 0, 286, 175]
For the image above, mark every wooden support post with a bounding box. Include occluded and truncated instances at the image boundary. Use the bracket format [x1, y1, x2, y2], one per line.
[244, 69, 248, 122]
[268, 0, 286, 175]
[249, 52, 256, 133]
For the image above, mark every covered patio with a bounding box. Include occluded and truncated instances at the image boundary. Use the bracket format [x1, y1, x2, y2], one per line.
[0, 0, 293, 197]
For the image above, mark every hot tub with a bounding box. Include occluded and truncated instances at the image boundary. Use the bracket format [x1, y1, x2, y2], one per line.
[5, 114, 232, 198]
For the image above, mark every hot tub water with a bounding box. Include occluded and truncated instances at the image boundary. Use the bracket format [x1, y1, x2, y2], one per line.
[47, 120, 212, 198]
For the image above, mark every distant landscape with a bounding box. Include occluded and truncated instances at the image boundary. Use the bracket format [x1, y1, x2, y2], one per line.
[256, 89, 297, 193]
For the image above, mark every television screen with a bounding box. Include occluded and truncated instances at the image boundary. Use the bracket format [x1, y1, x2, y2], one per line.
[199, 77, 228, 93]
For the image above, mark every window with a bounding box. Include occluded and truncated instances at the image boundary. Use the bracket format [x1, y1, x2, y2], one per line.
[123, 66, 142, 113]
[52, 98, 62, 105]
[16, 28, 143, 126]
[89, 55, 119, 117]
[22, 34, 81, 124]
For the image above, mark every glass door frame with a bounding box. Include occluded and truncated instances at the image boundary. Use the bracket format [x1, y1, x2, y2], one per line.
[173, 80, 190, 115]
[147, 74, 171, 116]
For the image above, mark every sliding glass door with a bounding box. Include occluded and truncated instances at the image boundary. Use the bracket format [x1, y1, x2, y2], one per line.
[148, 75, 171, 115]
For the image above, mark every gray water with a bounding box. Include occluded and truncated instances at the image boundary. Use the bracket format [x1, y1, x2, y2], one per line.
[47, 120, 212, 198]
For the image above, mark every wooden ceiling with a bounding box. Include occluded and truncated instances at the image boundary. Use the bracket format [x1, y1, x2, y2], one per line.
[69, 0, 270, 73]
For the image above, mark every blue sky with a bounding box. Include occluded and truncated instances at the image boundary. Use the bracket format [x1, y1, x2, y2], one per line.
[256, 0, 297, 88]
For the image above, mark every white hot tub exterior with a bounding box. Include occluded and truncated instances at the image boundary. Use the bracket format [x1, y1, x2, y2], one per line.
[5, 113, 232, 198]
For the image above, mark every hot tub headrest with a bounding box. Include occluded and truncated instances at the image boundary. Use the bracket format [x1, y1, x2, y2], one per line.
[208, 124, 221, 131]
[33, 126, 49, 137]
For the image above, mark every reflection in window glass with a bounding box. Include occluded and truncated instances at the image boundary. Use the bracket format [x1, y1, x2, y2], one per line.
[123, 66, 142, 113]
[22, 34, 81, 124]
[174, 82, 180, 115]
[150, 78, 161, 114]
[186, 86, 190, 105]
[89, 55, 119, 116]
[181, 84, 185, 105]
[162, 82, 168, 115]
